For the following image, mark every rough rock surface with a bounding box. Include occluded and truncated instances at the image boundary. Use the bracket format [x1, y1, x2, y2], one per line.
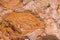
[0, 0, 60, 40]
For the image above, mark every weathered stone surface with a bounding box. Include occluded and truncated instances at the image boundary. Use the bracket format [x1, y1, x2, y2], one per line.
[0, 0, 60, 40]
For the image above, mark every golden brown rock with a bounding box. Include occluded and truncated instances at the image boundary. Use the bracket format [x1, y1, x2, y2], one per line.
[0, 0, 22, 10]
[0, 12, 45, 40]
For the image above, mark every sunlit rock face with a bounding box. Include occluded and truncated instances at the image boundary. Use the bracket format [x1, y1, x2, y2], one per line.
[0, 0, 22, 10]
[0, 0, 60, 40]
[0, 12, 45, 40]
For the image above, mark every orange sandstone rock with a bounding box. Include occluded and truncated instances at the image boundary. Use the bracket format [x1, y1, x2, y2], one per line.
[57, 6, 60, 14]
[0, 12, 45, 39]
[0, 0, 22, 10]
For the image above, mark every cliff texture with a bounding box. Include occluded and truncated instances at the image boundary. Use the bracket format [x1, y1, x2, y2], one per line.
[0, 0, 60, 40]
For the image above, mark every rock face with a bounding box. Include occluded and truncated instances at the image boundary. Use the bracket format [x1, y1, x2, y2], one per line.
[0, 12, 45, 40]
[0, 0, 22, 9]
[0, 0, 60, 40]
